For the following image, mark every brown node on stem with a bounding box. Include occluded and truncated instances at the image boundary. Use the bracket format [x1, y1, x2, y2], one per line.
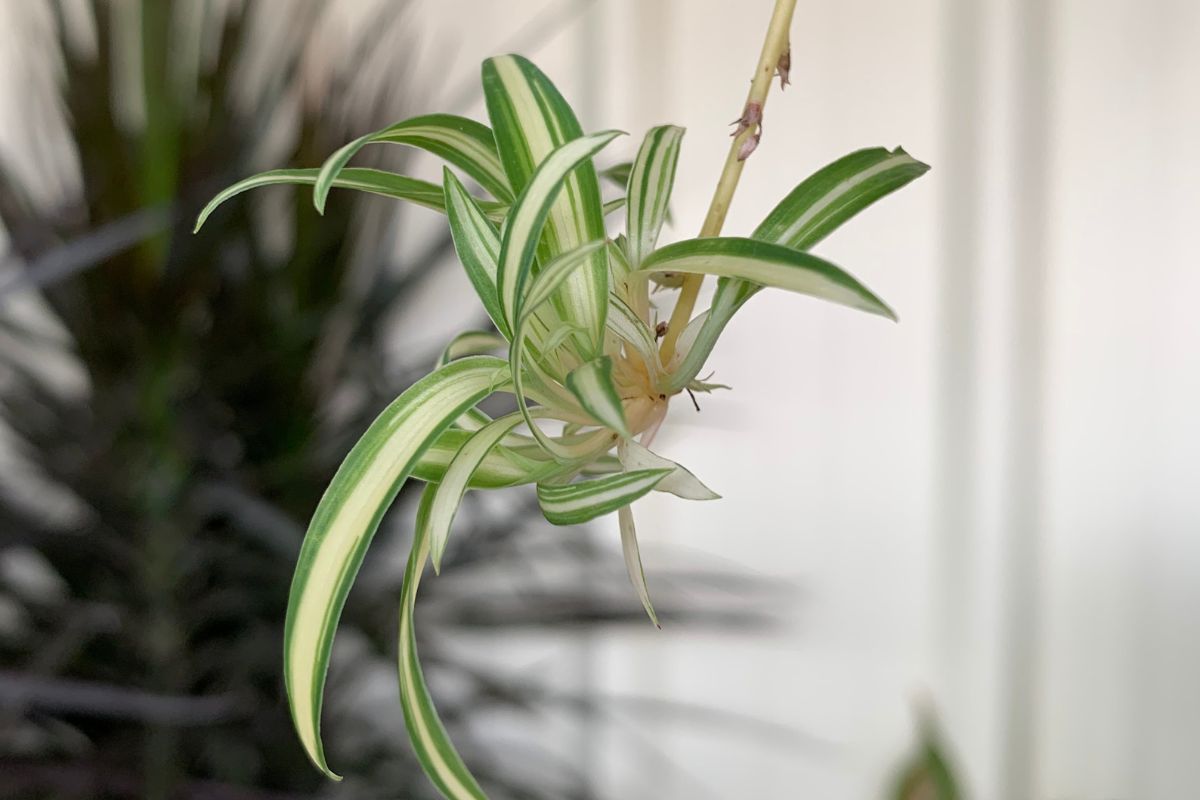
[731, 101, 764, 161]
[776, 46, 791, 90]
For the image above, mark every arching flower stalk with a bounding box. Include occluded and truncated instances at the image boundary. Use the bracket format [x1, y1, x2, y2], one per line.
[197, 40, 927, 800]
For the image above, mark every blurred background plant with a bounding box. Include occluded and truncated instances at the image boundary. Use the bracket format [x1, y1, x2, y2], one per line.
[0, 2, 779, 798]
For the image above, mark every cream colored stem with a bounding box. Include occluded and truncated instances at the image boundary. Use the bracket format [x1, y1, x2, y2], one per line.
[658, 0, 797, 366]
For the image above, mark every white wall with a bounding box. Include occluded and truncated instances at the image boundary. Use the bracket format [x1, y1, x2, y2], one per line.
[407, 1, 1200, 798]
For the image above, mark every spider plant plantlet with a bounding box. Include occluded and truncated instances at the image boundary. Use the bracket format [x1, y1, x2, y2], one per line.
[196, 3, 928, 794]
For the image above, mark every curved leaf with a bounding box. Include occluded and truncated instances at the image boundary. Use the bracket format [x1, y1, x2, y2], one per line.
[398, 487, 488, 799]
[195, 168, 504, 233]
[625, 125, 684, 268]
[619, 440, 719, 500]
[754, 146, 929, 250]
[314, 113, 512, 212]
[564, 356, 631, 438]
[483, 54, 614, 355]
[638, 237, 896, 321]
[497, 130, 621, 335]
[283, 356, 508, 778]
[425, 411, 532, 572]
[618, 504, 658, 627]
[443, 170, 512, 340]
[536, 468, 671, 525]
[438, 330, 507, 366]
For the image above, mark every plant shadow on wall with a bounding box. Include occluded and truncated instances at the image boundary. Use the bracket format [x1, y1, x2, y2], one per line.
[191, 0, 948, 795]
[0, 2, 780, 798]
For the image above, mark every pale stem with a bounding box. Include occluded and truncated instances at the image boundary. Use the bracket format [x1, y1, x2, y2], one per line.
[657, 0, 797, 366]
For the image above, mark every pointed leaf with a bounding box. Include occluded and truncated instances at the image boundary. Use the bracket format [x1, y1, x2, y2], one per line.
[483, 54, 613, 354]
[510, 240, 616, 460]
[283, 356, 508, 778]
[425, 412, 531, 572]
[399, 487, 488, 799]
[497, 130, 621, 335]
[195, 168, 504, 233]
[754, 146, 929, 250]
[443, 169, 516, 340]
[638, 237, 896, 321]
[605, 294, 660, 373]
[412, 429, 563, 489]
[618, 504, 659, 627]
[619, 440, 719, 500]
[536, 468, 671, 525]
[314, 113, 512, 212]
[625, 125, 684, 267]
[565, 356, 631, 438]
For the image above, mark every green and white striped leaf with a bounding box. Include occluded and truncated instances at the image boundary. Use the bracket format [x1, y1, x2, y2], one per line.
[438, 330, 507, 366]
[754, 147, 929, 251]
[625, 125, 684, 268]
[411, 429, 562, 489]
[496, 130, 621, 339]
[564, 356, 631, 438]
[194, 168, 504, 233]
[638, 237, 896, 321]
[399, 487, 488, 799]
[483, 54, 614, 355]
[619, 440, 720, 500]
[425, 411, 532, 573]
[521, 239, 609, 318]
[283, 356, 508, 778]
[443, 169, 513, 340]
[314, 113, 512, 212]
[618, 502, 658, 627]
[536, 468, 671, 526]
[509, 240, 615, 460]
[606, 293, 660, 372]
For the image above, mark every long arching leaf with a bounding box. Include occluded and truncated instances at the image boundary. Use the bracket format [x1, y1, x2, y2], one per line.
[283, 357, 508, 778]
[314, 113, 512, 212]
[398, 487, 488, 799]
[194, 168, 505, 233]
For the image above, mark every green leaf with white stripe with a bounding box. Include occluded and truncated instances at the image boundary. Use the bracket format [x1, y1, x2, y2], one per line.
[411, 429, 564, 489]
[425, 412, 530, 573]
[754, 146, 929, 250]
[625, 125, 684, 268]
[438, 331, 507, 366]
[314, 113, 512, 212]
[497, 130, 621, 343]
[194, 168, 504, 233]
[508, 240, 616, 460]
[638, 237, 896, 321]
[536, 468, 672, 526]
[283, 356, 508, 779]
[564, 356, 631, 438]
[399, 487, 488, 799]
[483, 54, 613, 355]
[606, 293, 660, 372]
[443, 170, 513, 340]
